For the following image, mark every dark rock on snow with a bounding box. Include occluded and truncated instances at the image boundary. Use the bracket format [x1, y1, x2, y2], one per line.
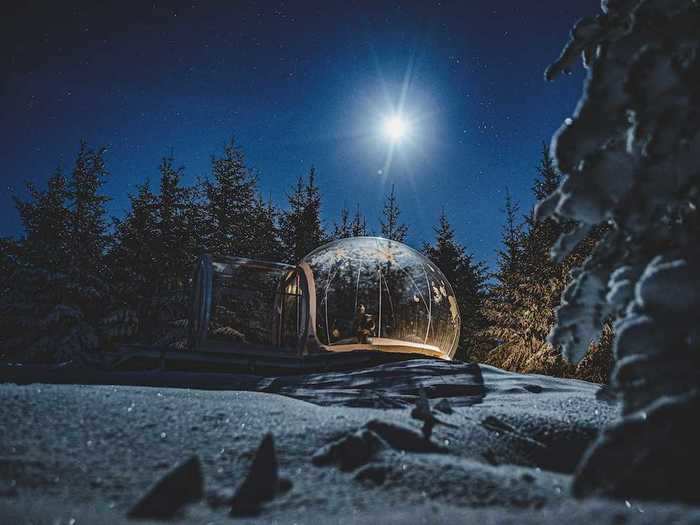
[365, 419, 447, 453]
[313, 417, 448, 475]
[209, 479, 291, 510]
[230, 433, 289, 516]
[127, 455, 204, 520]
[480, 415, 516, 434]
[434, 398, 454, 415]
[312, 428, 386, 471]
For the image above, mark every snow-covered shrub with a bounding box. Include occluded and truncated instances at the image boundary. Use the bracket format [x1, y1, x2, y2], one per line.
[541, 0, 700, 502]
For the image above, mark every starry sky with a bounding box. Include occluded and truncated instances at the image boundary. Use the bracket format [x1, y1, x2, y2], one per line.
[1, 0, 597, 268]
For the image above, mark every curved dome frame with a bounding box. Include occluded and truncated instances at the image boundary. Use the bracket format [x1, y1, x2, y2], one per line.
[299, 237, 460, 360]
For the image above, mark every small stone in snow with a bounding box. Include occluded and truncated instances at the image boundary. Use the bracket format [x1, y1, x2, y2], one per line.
[312, 429, 386, 471]
[366, 420, 448, 453]
[127, 455, 203, 519]
[434, 398, 454, 415]
[230, 433, 288, 517]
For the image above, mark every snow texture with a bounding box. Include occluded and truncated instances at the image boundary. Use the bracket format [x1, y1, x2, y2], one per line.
[1, 359, 699, 523]
[0, 359, 619, 524]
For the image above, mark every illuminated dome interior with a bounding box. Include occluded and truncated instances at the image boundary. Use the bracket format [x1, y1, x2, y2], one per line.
[301, 237, 460, 359]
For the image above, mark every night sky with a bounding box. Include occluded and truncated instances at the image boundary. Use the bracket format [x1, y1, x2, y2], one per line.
[1, 1, 596, 268]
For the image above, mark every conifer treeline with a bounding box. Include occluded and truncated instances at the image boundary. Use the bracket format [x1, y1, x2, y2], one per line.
[480, 146, 612, 382]
[0, 138, 611, 381]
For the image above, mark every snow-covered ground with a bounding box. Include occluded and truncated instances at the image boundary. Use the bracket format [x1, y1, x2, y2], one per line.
[1, 359, 698, 524]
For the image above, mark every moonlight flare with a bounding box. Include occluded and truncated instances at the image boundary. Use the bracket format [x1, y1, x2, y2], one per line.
[382, 115, 410, 143]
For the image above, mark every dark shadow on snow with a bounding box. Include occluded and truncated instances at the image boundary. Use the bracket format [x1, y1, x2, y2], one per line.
[0, 357, 486, 409]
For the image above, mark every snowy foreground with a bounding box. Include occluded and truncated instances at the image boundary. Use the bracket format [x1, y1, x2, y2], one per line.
[1, 359, 698, 524]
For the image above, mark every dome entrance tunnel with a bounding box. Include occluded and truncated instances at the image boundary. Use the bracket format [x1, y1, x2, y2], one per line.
[189, 237, 460, 362]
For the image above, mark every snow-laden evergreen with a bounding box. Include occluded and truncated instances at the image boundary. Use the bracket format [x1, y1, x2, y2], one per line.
[541, 0, 700, 502]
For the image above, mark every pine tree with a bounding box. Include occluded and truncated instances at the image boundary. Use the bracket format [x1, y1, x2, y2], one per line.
[280, 167, 326, 262]
[68, 141, 110, 279]
[423, 210, 488, 361]
[533, 143, 561, 201]
[380, 184, 408, 242]
[110, 180, 159, 290]
[519, 146, 565, 347]
[13, 170, 71, 273]
[483, 147, 610, 379]
[481, 189, 528, 366]
[157, 156, 196, 291]
[3, 170, 73, 361]
[65, 142, 111, 346]
[333, 205, 352, 239]
[250, 193, 283, 261]
[484, 174, 569, 374]
[1, 142, 110, 361]
[332, 203, 368, 239]
[497, 188, 524, 284]
[108, 155, 201, 345]
[0, 238, 20, 356]
[108, 180, 160, 341]
[351, 203, 368, 237]
[204, 138, 259, 258]
[0, 237, 19, 293]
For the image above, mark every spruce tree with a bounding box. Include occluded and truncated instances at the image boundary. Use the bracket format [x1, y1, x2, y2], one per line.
[108, 180, 160, 341]
[484, 174, 569, 374]
[157, 156, 196, 291]
[0, 238, 19, 293]
[68, 141, 110, 279]
[280, 167, 326, 262]
[333, 203, 367, 239]
[519, 146, 566, 350]
[204, 138, 258, 258]
[13, 170, 71, 273]
[483, 148, 610, 379]
[351, 203, 368, 237]
[66, 142, 111, 347]
[423, 210, 488, 361]
[250, 193, 283, 261]
[109, 155, 200, 345]
[2, 142, 110, 361]
[380, 184, 408, 242]
[481, 189, 528, 367]
[333, 205, 352, 240]
[497, 188, 523, 283]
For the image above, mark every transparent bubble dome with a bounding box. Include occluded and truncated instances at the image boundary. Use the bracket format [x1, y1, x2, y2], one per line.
[301, 237, 460, 359]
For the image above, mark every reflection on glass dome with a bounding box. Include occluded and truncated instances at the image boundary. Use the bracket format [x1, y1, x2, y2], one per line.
[301, 237, 460, 359]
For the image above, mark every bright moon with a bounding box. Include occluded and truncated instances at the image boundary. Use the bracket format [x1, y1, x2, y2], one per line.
[383, 115, 409, 142]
